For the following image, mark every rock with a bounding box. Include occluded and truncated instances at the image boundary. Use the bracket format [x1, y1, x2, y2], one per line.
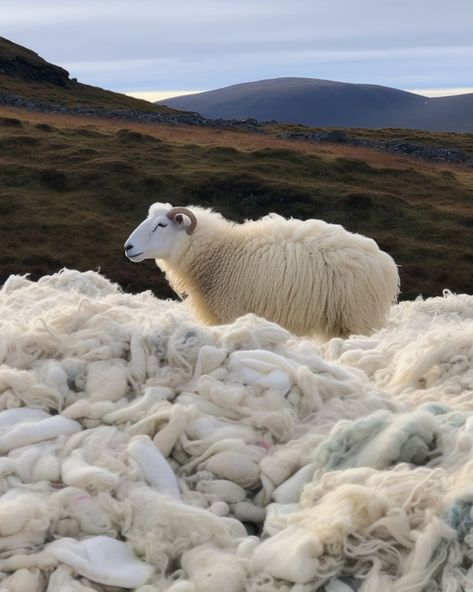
[1, 91, 472, 167]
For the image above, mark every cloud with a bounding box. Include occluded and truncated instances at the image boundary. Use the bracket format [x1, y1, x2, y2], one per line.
[125, 90, 201, 102]
[2, 0, 472, 91]
[61, 43, 473, 91]
[408, 87, 473, 97]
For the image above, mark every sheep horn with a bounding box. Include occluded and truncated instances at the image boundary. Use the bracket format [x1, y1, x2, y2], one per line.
[166, 207, 197, 235]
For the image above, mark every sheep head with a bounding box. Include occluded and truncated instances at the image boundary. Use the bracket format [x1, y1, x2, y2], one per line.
[124, 203, 197, 262]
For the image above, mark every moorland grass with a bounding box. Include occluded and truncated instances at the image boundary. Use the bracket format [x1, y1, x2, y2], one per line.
[1, 107, 472, 300]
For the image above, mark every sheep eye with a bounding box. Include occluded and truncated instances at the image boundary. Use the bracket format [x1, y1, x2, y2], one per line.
[153, 222, 168, 232]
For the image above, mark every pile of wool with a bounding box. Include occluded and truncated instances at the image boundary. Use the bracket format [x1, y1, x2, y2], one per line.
[1, 270, 473, 591]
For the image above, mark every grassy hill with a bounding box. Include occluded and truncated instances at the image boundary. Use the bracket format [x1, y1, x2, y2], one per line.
[1, 105, 472, 301]
[0, 36, 177, 113]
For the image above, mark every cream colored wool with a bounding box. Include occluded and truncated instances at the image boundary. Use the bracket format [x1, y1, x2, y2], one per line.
[180, 544, 246, 592]
[1, 270, 473, 590]
[125, 203, 399, 338]
[127, 435, 181, 496]
[324, 290, 473, 410]
[0, 568, 44, 592]
[0, 411, 81, 453]
[61, 449, 121, 491]
[3, 442, 60, 485]
[48, 487, 118, 537]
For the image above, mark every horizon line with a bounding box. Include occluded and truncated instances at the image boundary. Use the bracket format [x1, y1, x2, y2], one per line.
[125, 90, 202, 103]
[125, 85, 473, 104]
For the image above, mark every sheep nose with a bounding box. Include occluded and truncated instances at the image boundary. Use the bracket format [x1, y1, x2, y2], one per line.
[125, 244, 133, 252]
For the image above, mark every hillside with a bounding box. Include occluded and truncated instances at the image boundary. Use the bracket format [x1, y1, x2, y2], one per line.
[1, 105, 472, 301]
[159, 77, 473, 132]
[0, 36, 177, 113]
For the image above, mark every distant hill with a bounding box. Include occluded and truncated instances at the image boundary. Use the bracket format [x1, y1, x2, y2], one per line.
[0, 36, 177, 113]
[158, 77, 473, 132]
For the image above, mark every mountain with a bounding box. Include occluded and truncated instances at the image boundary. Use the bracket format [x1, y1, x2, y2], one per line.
[0, 36, 177, 113]
[158, 77, 473, 132]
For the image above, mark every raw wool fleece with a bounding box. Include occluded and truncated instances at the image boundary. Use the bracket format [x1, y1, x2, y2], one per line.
[0, 270, 472, 591]
[155, 205, 400, 338]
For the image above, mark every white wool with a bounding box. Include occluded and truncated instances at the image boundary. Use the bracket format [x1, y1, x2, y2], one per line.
[272, 463, 317, 504]
[102, 386, 174, 424]
[85, 359, 128, 402]
[228, 350, 296, 392]
[6, 441, 60, 483]
[128, 403, 195, 457]
[202, 450, 261, 488]
[127, 435, 181, 497]
[1, 270, 473, 590]
[36, 361, 69, 398]
[208, 500, 229, 516]
[61, 449, 121, 491]
[166, 583, 196, 592]
[0, 491, 49, 538]
[196, 479, 247, 504]
[122, 484, 246, 571]
[45, 566, 81, 592]
[45, 536, 154, 587]
[263, 502, 301, 536]
[48, 487, 118, 537]
[233, 501, 266, 523]
[61, 399, 118, 422]
[0, 412, 81, 453]
[251, 526, 324, 584]
[184, 415, 256, 447]
[324, 291, 473, 410]
[181, 544, 246, 592]
[176, 390, 243, 420]
[0, 568, 43, 592]
[0, 407, 50, 428]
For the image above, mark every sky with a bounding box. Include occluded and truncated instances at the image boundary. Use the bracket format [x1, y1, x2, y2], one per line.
[2, 0, 473, 102]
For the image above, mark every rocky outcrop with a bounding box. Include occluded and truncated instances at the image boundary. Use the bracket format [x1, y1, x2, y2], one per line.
[277, 129, 473, 167]
[0, 55, 71, 88]
[0, 37, 71, 88]
[0, 93, 266, 132]
[1, 91, 471, 168]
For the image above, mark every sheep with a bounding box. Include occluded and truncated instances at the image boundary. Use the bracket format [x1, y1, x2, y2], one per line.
[124, 203, 400, 338]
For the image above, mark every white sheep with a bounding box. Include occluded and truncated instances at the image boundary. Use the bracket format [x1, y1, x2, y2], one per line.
[124, 203, 399, 338]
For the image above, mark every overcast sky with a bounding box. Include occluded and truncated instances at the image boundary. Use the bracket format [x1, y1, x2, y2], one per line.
[2, 0, 473, 101]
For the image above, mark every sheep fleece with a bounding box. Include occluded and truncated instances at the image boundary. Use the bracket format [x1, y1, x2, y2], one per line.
[160, 208, 400, 337]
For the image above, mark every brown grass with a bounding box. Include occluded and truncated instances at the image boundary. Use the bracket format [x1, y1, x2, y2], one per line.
[1, 104, 473, 300]
[1, 105, 467, 175]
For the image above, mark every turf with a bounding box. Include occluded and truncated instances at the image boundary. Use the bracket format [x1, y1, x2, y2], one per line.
[1, 106, 472, 301]
[269, 123, 473, 157]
